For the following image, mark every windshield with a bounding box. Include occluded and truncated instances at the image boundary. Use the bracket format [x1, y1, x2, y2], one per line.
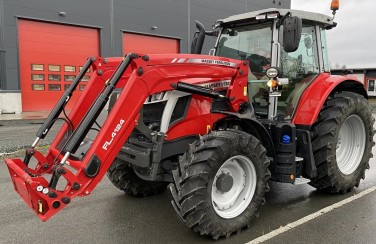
[216, 23, 273, 116]
[216, 23, 273, 63]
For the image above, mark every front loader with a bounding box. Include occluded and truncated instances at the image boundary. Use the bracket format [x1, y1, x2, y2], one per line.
[4, 1, 375, 240]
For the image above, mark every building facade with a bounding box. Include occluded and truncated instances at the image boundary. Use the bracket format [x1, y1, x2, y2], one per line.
[0, 0, 291, 112]
[331, 68, 376, 97]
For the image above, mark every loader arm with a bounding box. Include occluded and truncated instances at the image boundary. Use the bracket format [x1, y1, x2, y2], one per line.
[4, 53, 248, 221]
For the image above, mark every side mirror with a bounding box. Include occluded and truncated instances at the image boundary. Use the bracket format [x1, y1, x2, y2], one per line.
[282, 16, 302, 52]
[191, 21, 206, 54]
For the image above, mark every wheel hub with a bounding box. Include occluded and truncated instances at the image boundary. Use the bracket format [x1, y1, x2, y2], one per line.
[336, 114, 366, 175]
[211, 155, 257, 219]
[216, 173, 234, 193]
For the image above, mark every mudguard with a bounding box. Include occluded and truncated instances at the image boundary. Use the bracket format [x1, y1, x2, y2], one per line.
[292, 73, 367, 125]
[213, 112, 276, 163]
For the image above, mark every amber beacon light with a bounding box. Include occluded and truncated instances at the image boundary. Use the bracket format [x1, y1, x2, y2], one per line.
[331, 0, 339, 14]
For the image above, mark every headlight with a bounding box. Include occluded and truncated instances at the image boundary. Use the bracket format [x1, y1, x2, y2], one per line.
[266, 67, 279, 78]
[267, 13, 279, 19]
[256, 14, 266, 20]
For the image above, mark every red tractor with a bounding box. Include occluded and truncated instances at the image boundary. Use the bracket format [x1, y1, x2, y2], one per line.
[4, 1, 375, 240]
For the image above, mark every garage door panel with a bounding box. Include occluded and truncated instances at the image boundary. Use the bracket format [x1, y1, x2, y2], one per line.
[18, 19, 99, 111]
[122, 32, 179, 55]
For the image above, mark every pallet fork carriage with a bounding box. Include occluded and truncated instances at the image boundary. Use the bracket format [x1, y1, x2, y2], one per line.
[4, 1, 375, 239]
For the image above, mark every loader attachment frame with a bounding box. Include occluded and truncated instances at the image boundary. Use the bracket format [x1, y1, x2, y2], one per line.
[4, 53, 247, 221]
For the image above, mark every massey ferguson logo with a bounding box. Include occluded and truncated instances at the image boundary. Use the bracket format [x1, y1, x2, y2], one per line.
[200, 59, 232, 66]
[185, 58, 237, 67]
[199, 80, 231, 90]
[102, 119, 125, 151]
[171, 58, 237, 67]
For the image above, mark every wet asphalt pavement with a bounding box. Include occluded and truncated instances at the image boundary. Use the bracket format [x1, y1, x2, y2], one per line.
[0, 120, 62, 153]
[264, 191, 376, 244]
[1, 118, 376, 243]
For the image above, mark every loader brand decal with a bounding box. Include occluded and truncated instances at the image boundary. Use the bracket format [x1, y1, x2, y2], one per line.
[171, 58, 237, 67]
[102, 119, 125, 151]
[187, 58, 237, 67]
[198, 80, 231, 90]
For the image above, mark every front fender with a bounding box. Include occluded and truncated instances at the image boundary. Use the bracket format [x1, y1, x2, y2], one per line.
[292, 73, 367, 125]
[213, 113, 276, 163]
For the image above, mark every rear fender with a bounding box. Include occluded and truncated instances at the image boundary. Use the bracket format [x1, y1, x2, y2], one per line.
[292, 73, 367, 125]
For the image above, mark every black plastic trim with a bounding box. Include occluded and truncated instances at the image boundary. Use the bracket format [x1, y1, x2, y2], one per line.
[85, 154, 101, 178]
[168, 95, 192, 128]
[161, 135, 197, 159]
[296, 128, 317, 178]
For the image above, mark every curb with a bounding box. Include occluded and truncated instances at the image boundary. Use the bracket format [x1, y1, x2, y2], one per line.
[0, 119, 46, 127]
[0, 143, 51, 155]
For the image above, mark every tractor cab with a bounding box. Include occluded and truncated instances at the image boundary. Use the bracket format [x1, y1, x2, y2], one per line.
[193, 8, 336, 120]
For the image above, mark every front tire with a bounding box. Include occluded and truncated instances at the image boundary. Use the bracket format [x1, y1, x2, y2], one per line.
[107, 159, 168, 197]
[170, 130, 270, 239]
[310, 92, 375, 193]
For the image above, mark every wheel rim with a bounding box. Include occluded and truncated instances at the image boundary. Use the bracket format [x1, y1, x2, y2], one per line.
[336, 114, 366, 175]
[211, 155, 257, 219]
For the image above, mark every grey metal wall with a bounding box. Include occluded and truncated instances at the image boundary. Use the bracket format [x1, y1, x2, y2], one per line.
[0, 0, 291, 91]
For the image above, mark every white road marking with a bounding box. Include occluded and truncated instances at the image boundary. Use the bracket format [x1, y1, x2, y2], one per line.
[246, 185, 376, 244]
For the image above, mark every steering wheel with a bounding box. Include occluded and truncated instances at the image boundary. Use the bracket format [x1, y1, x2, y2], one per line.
[246, 54, 269, 74]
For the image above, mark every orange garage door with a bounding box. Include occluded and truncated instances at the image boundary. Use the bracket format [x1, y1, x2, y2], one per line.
[123, 32, 179, 55]
[18, 20, 100, 111]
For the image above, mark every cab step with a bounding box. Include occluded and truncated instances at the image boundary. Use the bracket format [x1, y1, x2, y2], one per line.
[293, 176, 311, 185]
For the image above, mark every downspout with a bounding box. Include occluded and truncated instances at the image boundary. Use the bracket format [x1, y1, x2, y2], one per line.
[110, 0, 114, 56]
[0, 0, 6, 89]
[187, 0, 190, 53]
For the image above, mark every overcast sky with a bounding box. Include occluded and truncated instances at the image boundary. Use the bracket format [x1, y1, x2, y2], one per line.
[292, 0, 376, 68]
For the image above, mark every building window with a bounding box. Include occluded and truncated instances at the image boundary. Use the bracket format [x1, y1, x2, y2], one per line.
[82, 76, 90, 82]
[32, 84, 45, 91]
[64, 84, 77, 91]
[64, 65, 76, 72]
[31, 74, 45, 81]
[31, 64, 44, 71]
[368, 80, 375, 92]
[48, 74, 61, 81]
[64, 75, 76, 82]
[48, 65, 61, 72]
[79, 66, 90, 73]
[48, 84, 61, 91]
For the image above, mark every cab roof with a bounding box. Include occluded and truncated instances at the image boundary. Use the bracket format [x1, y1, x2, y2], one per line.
[217, 8, 335, 28]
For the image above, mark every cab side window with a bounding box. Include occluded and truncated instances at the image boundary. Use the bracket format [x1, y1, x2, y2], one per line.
[280, 25, 319, 78]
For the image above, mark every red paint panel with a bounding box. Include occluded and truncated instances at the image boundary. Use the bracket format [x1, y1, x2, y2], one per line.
[292, 73, 365, 125]
[122, 32, 179, 55]
[18, 20, 100, 111]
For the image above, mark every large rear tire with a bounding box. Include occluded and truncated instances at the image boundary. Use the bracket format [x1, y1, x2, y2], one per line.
[310, 92, 375, 193]
[107, 159, 168, 197]
[170, 130, 270, 239]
